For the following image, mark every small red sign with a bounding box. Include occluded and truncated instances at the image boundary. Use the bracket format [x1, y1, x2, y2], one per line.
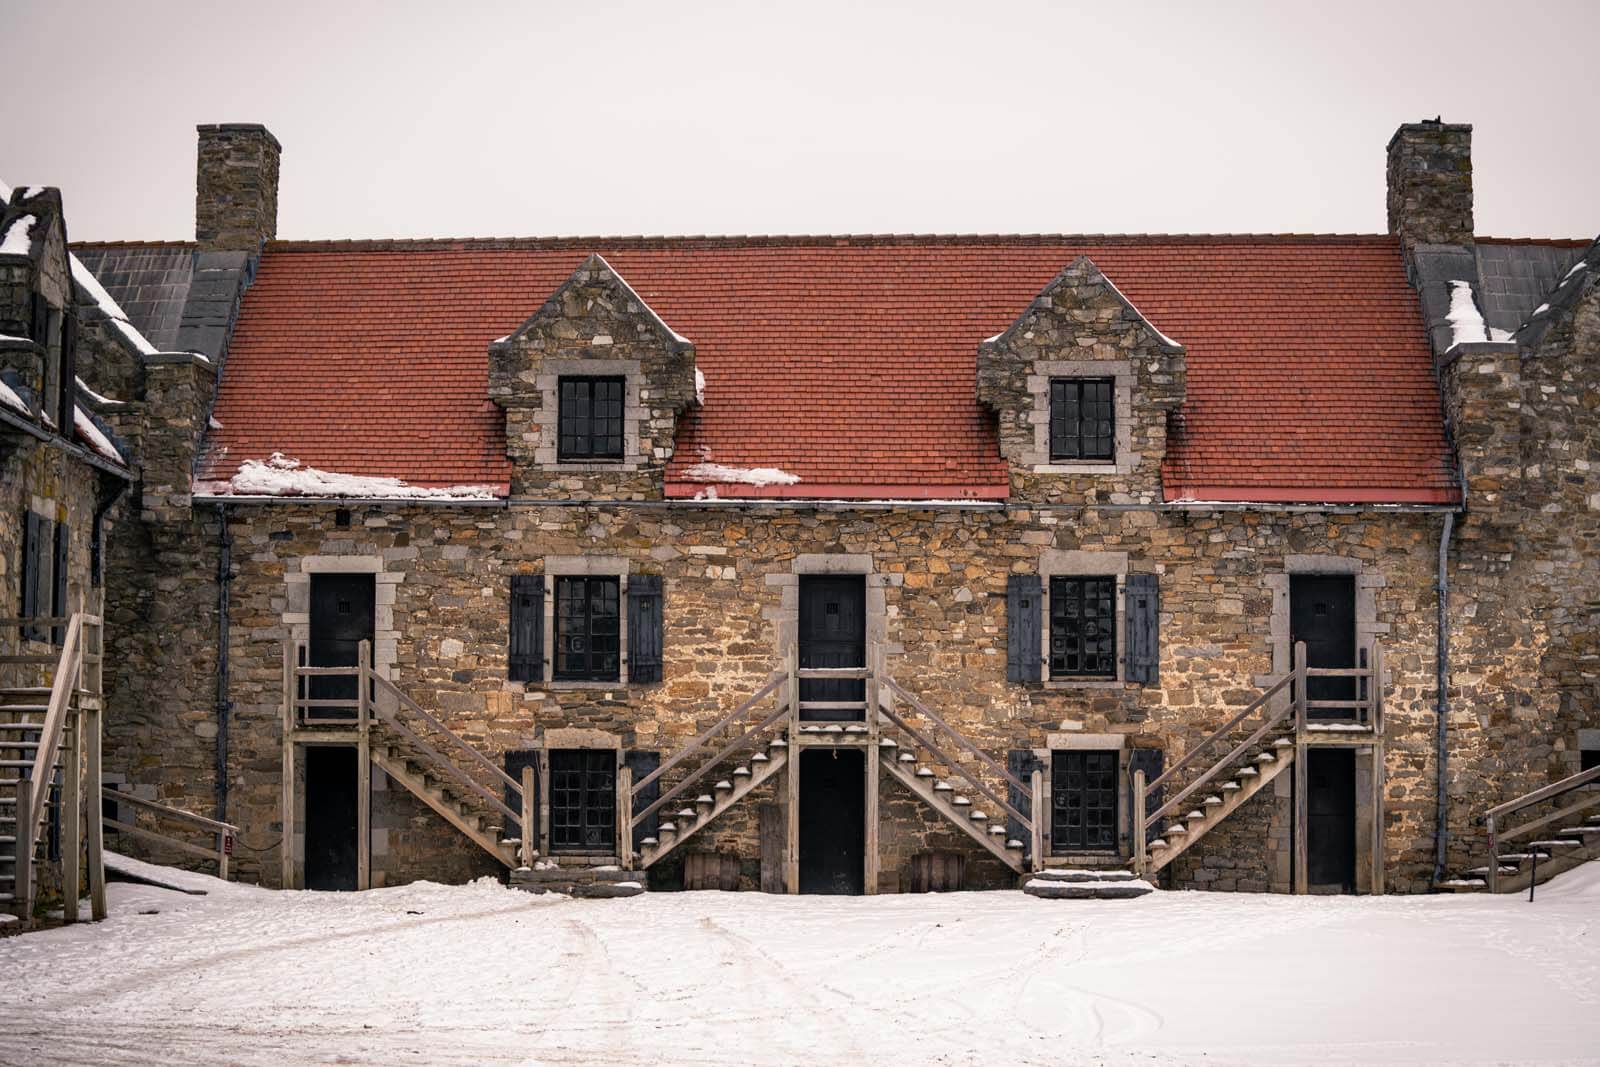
[223, 834, 235, 856]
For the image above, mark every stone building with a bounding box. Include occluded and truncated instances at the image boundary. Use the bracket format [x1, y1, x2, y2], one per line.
[26, 118, 1597, 901]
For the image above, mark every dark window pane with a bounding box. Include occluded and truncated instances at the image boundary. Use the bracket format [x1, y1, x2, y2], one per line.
[1049, 377, 1115, 462]
[554, 575, 621, 681]
[1049, 575, 1117, 678]
[557, 376, 626, 461]
[549, 749, 617, 852]
[1051, 750, 1119, 853]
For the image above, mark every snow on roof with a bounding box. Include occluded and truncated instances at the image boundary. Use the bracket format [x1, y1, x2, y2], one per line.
[1446, 280, 1489, 347]
[75, 376, 122, 407]
[221, 452, 500, 499]
[69, 253, 160, 356]
[694, 367, 706, 405]
[73, 405, 125, 463]
[0, 214, 36, 256]
[682, 461, 801, 487]
[0, 377, 27, 415]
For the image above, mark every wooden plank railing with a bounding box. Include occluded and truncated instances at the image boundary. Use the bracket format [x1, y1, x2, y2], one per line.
[102, 786, 239, 880]
[1482, 762, 1600, 893]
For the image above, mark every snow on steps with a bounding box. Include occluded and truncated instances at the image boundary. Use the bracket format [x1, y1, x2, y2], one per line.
[1144, 728, 1297, 875]
[1438, 813, 1600, 894]
[1024, 869, 1155, 900]
[878, 750, 1025, 874]
[511, 862, 647, 899]
[638, 739, 790, 869]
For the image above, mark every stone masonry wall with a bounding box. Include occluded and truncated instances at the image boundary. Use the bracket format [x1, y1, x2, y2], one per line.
[102, 499, 1448, 893]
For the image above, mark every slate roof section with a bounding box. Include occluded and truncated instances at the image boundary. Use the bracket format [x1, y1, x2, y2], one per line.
[1475, 238, 1590, 335]
[70, 244, 195, 351]
[185, 234, 1460, 504]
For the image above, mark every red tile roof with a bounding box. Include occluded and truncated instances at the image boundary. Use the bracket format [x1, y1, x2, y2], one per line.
[198, 235, 1458, 504]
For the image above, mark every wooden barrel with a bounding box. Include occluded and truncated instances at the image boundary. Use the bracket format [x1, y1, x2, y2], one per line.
[683, 850, 741, 891]
[909, 850, 966, 893]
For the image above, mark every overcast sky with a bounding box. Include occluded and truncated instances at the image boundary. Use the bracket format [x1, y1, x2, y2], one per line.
[4, 0, 1596, 243]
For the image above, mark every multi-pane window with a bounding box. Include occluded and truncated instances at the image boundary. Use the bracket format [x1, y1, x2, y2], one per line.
[1049, 575, 1116, 678]
[554, 576, 621, 681]
[557, 376, 625, 461]
[548, 749, 616, 852]
[1051, 750, 1119, 852]
[1048, 377, 1115, 462]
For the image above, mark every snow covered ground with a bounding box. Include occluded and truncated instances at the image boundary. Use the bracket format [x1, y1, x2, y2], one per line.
[3, 856, 1598, 1066]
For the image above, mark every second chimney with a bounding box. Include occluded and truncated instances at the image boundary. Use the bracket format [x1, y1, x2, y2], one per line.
[1386, 119, 1474, 250]
[195, 123, 281, 252]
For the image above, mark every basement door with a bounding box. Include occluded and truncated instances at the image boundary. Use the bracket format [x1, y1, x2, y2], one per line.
[1306, 748, 1357, 893]
[305, 745, 359, 891]
[798, 749, 865, 894]
[798, 575, 866, 721]
[308, 573, 376, 717]
[1290, 575, 1357, 718]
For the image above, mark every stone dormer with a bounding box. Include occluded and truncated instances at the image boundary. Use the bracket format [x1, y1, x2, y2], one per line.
[0, 186, 73, 423]
[489, 253, 698, 498]
[977, 256, 1185, 504]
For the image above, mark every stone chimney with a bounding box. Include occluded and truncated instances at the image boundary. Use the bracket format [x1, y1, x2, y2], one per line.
[195, 124, 280, 252]
[1386, 119, 1474, 250]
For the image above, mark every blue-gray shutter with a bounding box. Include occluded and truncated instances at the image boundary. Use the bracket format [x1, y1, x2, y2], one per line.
[21, 512, 43, 642]
[1128, 747, 1165, 847]
[624, 749, 660, 853]
[51, 521, 69, 645]
[1006, 574, 1042, 683]
[503, 749, 539, 845]
[1006, 749, 1046, 861]
[508, 575, 543, 682]
[1124, 573, 1159, 685]
[627, 575, 663, 684]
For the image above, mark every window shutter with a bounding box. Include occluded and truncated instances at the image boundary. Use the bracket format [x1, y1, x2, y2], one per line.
[1124, 573, 1160, 685]
[503, 749, 540, 845]
[1006, 574, 1042, 683]
[1128, 747, 1165, 848]
[1006, 749, 1045, 861]
[624, 749, 661, 853]
[21, 512, 42, 642]
[508, 575, 544, 682]
[51, 521, 69, 645]
[627, 574, 663, 685]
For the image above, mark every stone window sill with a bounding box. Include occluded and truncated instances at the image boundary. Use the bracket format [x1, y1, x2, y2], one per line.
[1044, 678, 1126, 690]
[1031, 462, 1127, 475]
[548, 679, 626, 692]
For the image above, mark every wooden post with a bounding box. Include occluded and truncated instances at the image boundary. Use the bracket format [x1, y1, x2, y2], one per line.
[1292, 640, 1309, 895]
[617, 764, 633, 869]
[61, 708, 82, 925]
[280, 640, 295, 889]
[520, 765, 535, 868]
[1132, 768, 1147, 877]
[1029, 768, 1045, 873]
[86, 700, 106, 920]
[14, 781, 31, 927]
[1371, 737, 1386, 895]
[218, 830, 231, 881]
[356, 639, 371, 891]
[1371, 638, 1385, 737]
[1486, 814, 1500, 894]
[864, 645, 881, 895]
[537, 748, 551, 859]
[785, 643, 801, 894]
[1293, 640, 1309, 735]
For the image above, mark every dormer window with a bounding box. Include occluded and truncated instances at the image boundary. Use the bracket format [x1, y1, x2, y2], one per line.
[557, 375, 625, 461]
[1049, 378, 1114, 462]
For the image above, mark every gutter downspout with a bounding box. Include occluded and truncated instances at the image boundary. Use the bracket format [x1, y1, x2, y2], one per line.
[215, 504, 233, 823]
[1433, 509, 1455, 886]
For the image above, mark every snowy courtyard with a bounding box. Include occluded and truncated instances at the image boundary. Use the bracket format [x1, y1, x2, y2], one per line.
[3, 856, 1598, 1066]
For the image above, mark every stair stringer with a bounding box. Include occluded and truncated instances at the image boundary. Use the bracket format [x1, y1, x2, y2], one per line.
[639, 746, 789, 869]
[370, 746, 518, 868]
[880, 754, 1025, 874]
[1146, 745, 1296, 875]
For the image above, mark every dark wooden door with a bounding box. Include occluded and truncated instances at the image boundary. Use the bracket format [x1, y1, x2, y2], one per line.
[308, 573, 375, 715]
[798, 749, 865, 894]
[1290, 575, 1356, 716]
[548, 749, 616, 853]
[1051, 750, 1119, 853]
[304, 745, 359, 891]
[798, 575, 866, 719]
[1306, 748, 1356, 892]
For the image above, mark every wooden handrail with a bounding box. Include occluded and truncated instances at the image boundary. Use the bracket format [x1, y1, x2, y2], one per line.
[371, 695, 522, 825]
[880, 675, 1029, 798]
[634, 704, 790, 825]
[102, 787, 239, 835]
[366, 671, 523, 797]
[1147, 701, 1293, 826]
[1485, 763, 1600, 821]
[1496, 790, 1600, 845]
[632, 671, 785, 796]
[1144, 672, 1292, 797]
[796, 667, 871, 679]
[27, 614, 85, 820]
[878, 699, 1032, 830]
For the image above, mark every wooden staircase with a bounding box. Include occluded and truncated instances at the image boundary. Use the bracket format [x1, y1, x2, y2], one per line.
[1439, 763, 1600, 894]
[639, 740, 789, 866]
[878, 739, 1028, 873]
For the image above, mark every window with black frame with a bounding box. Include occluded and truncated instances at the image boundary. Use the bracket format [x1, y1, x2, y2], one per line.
[1048, 377, 1115, 462]
[548, 749, 616, 852]
[557, 375, 625, 461]
[554, 575, 621, 681]
[1049, 575, 1116, 678]
[1051, 750, 1119, 852]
